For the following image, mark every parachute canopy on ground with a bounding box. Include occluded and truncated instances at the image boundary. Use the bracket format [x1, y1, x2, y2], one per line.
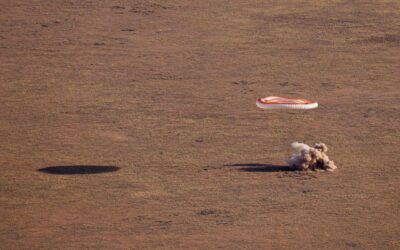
[256, 96, 318, 110]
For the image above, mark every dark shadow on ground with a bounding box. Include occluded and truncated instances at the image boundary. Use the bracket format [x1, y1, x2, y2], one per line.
[37, 165, 120, 175]
[226, 163, 295, 172]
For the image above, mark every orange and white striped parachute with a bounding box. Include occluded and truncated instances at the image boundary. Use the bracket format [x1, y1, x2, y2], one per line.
[256, 96, 318, 110]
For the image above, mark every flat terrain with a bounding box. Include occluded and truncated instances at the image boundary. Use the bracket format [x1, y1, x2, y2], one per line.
[0, 1, 399, 249]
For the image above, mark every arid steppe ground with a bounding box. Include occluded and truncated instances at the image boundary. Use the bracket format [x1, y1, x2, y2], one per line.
[0, 1, 399, 249]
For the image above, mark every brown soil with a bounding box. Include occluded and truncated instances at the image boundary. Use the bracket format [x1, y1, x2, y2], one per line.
[1, 1, 399, 249]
